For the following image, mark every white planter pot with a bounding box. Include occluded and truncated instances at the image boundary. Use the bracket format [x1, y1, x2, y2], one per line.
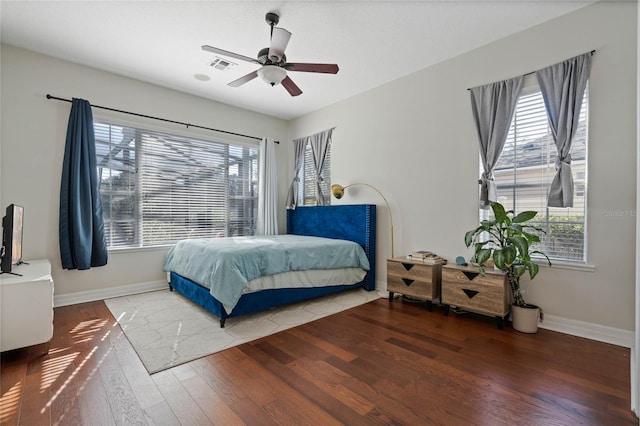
[511, 304, 541, 333]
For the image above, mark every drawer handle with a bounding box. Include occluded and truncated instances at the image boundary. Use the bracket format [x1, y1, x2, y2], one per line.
[402, 278, 414, 287]
[401, 263, 414, 271]
[462, 271, 479, 281]
[462, 289, 479, 299]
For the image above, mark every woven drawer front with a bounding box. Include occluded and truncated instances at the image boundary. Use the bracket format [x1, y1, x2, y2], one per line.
[387, 275, 435, 299]
[442, 269, 508, 316]
[387, 261, 434, 281]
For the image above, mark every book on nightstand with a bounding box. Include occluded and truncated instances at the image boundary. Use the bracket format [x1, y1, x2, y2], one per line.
[407, 251, 446, 264]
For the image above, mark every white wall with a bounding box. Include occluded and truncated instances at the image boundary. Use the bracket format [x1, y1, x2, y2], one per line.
[290, 1, 637, 333]
[0, 45, 290, 300]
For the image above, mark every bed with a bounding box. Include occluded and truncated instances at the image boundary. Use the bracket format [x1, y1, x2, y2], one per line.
[164, 204, 376, 327]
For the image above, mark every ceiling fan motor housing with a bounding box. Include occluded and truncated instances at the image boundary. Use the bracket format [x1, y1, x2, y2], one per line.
[257, 47, 286, 66]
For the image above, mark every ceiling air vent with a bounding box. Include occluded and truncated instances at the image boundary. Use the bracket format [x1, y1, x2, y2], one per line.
[210, 57, 237, 71]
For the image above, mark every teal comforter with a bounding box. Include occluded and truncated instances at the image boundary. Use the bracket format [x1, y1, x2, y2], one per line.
[163, 235, 370, 311]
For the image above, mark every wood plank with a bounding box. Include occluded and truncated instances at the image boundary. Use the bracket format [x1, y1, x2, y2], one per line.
[170, 362, 245, 425]
[0, 347, 29, 425]
[288, 358, 375, 416]
[96, 340, 147, 425]
[152, 369, 212, 425]
[47, 304, 86, 426]
[286, 326, 358, 362]
[142, 400, 180, 426]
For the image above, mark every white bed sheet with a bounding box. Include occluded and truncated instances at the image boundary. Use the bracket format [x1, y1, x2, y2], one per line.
[243, 267, 366, 294]
[224, 267, 366, 313]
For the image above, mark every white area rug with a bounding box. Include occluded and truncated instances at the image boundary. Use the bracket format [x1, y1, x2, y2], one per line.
[105, 288, 380, 374]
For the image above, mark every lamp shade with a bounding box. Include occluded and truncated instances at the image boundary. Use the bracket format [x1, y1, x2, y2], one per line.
[257, 65, 287, 86]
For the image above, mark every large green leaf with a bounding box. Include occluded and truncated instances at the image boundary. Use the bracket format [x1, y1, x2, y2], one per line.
[513, 210, 537, 223]
[531, 250, 552, 266]
[464, 229, 477, 247]
[508, 236, 528, 257]
[493, 249, 505, 269]
[523, 232, 541, 243]
[491, 202, 508, 224]
[523, 224, 546, 235]
[513, 264, 527, 277]
[502, 245, 517, 265]
[474, 242, 488, 250]
[528, 261, 540, 279]
[476, 248, 492, 265]
[480, 220, 496, 230]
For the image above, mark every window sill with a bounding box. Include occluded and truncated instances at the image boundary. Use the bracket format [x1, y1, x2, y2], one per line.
[537, 259, 596, 272]
[107, 245, 172, 254]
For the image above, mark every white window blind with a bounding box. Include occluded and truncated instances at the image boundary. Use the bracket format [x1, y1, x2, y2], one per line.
[297, 142, 331, 205]
[95, 122, 259, 249]
[482, 86, 588, 263]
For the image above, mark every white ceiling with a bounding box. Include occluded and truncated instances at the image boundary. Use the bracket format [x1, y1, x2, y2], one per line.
[1, 1, 595, 120]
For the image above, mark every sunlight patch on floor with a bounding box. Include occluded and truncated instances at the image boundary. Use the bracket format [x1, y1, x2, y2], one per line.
[0, 380, 22, 423]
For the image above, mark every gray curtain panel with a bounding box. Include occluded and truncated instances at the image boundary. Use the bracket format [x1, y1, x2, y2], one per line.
[256, 138, 278, 235]
[285, 137, 307, 209]
[536, 52, 591, 208]
[309, 128, 334, 205]
[470, 76, 523, 208]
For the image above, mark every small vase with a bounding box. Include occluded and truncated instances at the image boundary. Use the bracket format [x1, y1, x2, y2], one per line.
[511, 304, 541, 333]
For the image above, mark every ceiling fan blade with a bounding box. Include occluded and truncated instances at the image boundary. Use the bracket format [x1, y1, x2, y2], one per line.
[268, 27, 291, 62]
[228, 70, 259, 87]
[281, 76, 302, 96]
[285, 63, 339, 74]
[201, 45, 258, 64]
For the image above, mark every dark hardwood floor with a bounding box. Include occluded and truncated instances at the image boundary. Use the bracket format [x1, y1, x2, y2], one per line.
[1, 297, 638, 425]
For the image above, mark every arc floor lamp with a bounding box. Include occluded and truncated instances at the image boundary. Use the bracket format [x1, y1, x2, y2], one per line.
[331, 183, 394, 258]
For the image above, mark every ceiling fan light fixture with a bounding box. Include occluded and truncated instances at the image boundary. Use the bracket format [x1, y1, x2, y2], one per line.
[257, 65, 287, 86]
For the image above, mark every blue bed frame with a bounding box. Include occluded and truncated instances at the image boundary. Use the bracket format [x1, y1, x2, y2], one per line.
[168, 204, 376, 327]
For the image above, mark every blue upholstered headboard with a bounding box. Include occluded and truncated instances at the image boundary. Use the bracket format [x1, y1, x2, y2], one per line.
[286, 204, 376, 291]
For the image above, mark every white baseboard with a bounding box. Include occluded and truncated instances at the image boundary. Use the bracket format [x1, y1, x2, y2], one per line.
[539, 313, 634, 348]
[54, 279, 168, 307]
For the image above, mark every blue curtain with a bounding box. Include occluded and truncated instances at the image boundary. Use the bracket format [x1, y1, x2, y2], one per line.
[59, 98, 108, 270]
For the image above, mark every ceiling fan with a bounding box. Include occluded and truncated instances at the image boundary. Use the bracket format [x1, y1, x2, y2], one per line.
[202, 12, 339, 97]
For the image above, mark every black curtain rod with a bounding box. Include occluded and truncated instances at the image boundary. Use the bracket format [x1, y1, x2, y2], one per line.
[466, 50, 596, 91]
[46, 94, 278, 143]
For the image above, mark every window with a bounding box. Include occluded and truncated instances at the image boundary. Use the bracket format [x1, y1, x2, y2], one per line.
[95, 121, 259, 249]
[297, 141, 331, 205]
[481, 85, 588, 263]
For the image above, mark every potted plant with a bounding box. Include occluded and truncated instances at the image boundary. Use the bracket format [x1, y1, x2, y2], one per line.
[464, 201, 551, 333]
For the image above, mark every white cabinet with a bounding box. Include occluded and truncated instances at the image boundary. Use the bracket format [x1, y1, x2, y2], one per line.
[1, 259, 54, 352]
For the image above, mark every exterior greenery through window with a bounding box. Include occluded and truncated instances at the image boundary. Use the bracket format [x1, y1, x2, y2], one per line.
[297, 142, 331, 205]
[481, 85, 588, 263]
[95, 121, 259, 249]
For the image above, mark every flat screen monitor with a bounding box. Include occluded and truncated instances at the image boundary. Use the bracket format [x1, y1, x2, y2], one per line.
[1, 204, 24, 274]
